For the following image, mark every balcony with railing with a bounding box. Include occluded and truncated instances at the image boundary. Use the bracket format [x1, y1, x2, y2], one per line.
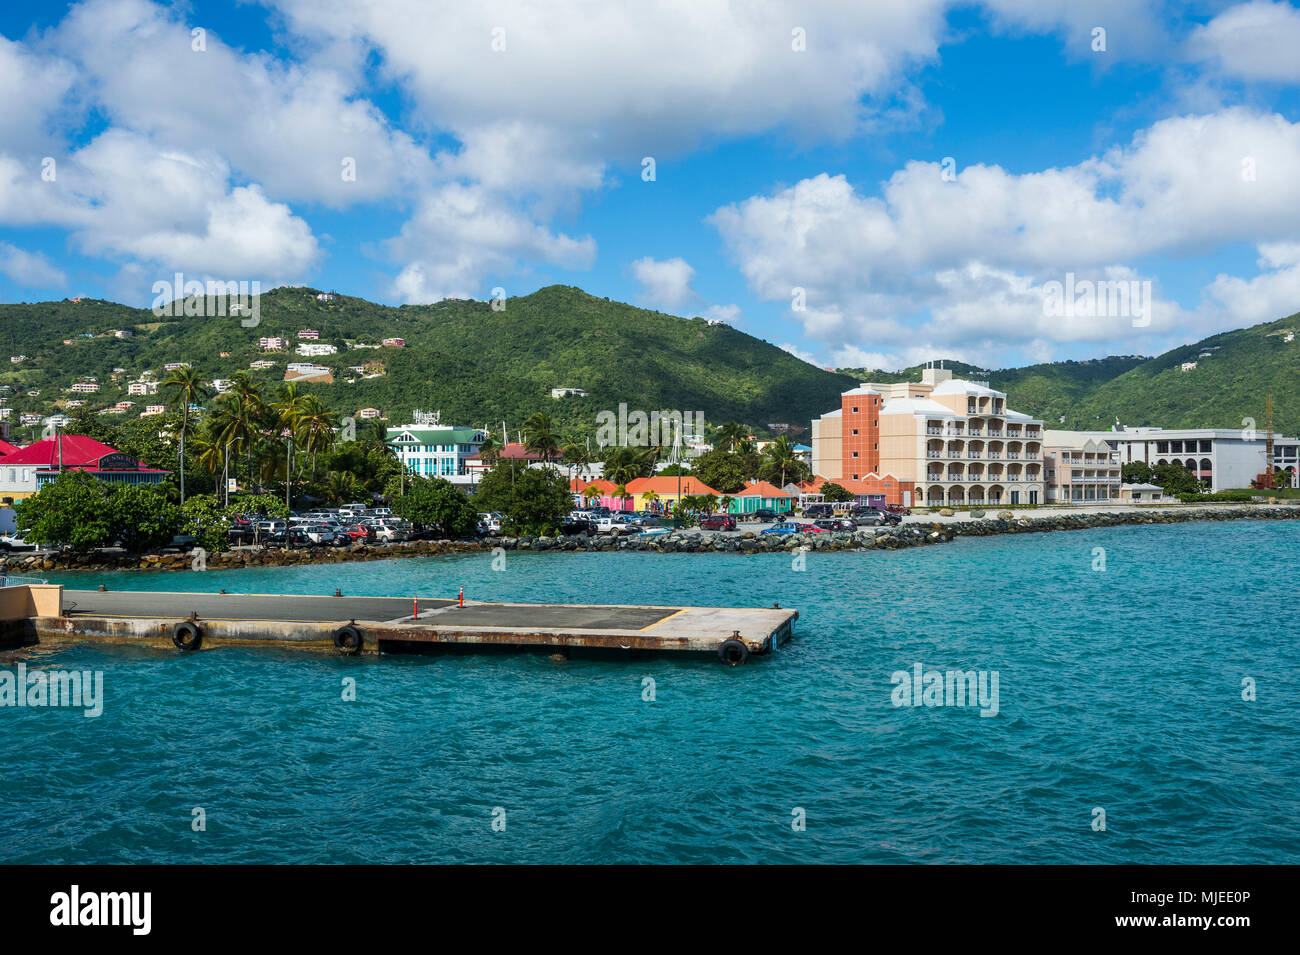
[967, 451, 982, 458]
[926, 426, 943, 435]
[926, 450, 943, 458]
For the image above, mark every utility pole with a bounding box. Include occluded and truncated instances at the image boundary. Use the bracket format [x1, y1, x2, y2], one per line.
[1266, 393, 1275, 488]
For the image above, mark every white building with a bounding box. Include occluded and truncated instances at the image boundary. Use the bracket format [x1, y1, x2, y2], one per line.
[550, 387, 589, 398]
[386, 411, 486, 489]
[70, 381, 99, 394]
[296, 342, 338, 357]
[1074, 427, 1277, 492]
[297, 329, 320, 340]
[259, 337, 289, 350]
[163, 362, 191, 371]
[128, 380, 160, 396]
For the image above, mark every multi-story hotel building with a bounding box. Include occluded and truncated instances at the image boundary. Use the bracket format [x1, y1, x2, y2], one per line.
[813, 366, 1045, 507]
[1042, 433, 1123, 503]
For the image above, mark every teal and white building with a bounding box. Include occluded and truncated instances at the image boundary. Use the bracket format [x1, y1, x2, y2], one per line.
[386, 411, 486, 488]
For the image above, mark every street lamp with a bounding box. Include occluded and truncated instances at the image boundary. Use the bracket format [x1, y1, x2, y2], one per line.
[223, 438, 234, 507]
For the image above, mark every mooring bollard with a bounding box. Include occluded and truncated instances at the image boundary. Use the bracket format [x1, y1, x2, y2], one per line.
[413, 597, 418, 618]
[458, 586, 464, 608]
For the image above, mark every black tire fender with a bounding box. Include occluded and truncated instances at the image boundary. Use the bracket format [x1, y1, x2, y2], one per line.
[717, 638, 749, 666]
[172, 621, 203, 651]
[333, 625, 363, 655]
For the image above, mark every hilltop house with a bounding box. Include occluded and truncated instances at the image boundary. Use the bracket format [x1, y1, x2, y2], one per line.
[296, 342, 337, 357]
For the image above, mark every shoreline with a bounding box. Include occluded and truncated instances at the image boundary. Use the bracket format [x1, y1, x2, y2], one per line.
[3, 504, 1297, 575]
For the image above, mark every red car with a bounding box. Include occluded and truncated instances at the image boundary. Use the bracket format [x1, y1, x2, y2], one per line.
[341, 524, 374, 542]
[699, 514, 737, 531]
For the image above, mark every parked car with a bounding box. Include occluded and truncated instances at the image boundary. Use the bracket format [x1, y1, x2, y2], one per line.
[850, 507, 900, 526]
[802, 503, 834, 519]
[340, 524, 374, 542]
[699, 513, 737, 531]
[284, 527, 317, 548]
[0, 533, 36, 552]
[366, 519, 409, 543]
[813, 517, 856, 532]
[761, 521, 804, 535]
[559, 518, 594, 536]
[750, 508, 780, 523]
[595, 515, 633, 533]
[477, 512, 503, 533]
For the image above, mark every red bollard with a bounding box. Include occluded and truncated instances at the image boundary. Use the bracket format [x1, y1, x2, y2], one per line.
[458, 586, 464, 608]
[413, 597, 418, 618]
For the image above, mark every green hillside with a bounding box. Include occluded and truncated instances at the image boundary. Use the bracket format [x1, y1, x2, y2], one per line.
[1064, 315, 1300, 434]
[0, 285, 856, 443]
[837, 316, 1298, 435]
[2, 286, 1296, 444]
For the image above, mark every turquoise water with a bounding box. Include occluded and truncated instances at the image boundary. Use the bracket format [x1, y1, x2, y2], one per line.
[2, 521, 1297, 864]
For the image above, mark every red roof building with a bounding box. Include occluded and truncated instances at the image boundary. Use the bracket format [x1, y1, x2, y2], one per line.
[0, 434, 170, 503]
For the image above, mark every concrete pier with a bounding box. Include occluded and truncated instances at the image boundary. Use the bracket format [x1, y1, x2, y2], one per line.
[1, 586, 797, 664]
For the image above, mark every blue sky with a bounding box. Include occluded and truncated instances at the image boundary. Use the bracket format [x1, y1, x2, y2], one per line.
[3, 0, 1300, 371]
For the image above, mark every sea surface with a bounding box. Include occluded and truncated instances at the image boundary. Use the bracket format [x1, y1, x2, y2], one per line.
[2, 520, 1297, 864]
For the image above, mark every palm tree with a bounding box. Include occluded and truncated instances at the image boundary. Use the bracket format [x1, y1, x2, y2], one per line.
[714, 421, 748, 453]
[762, 435, 803, 488]
[478, 435, 501, 464]
[295, 394, 339, 480]
[561, 441, 586, 484]
[523, 412, 561, 464]
[325, 469, 362, 505]
[271, 383, 312, 484]
[640, 489, 660, 513]
[162, 365, 210, 504]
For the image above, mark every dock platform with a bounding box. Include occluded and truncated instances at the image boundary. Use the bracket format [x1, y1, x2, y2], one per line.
[3, 586, 797, 664]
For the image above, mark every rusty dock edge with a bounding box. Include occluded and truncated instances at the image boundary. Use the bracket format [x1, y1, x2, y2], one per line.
[3, 587, 797, 664]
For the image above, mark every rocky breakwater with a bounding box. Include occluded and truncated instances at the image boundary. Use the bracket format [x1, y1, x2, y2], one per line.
[0, 524, 954, 575]
[941, 504, 1300, 538]
[2, 505, 1293, 576]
